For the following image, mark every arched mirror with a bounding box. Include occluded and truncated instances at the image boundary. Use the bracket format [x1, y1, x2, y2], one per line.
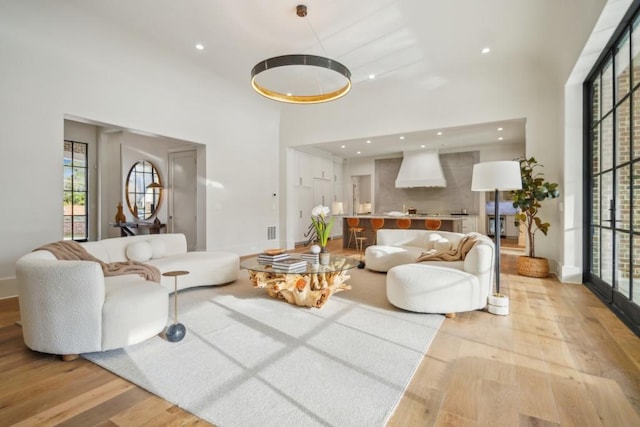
[125, 160, 163, 220]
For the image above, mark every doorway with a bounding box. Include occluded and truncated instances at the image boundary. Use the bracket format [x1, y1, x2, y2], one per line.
[168, 150, 198, 251]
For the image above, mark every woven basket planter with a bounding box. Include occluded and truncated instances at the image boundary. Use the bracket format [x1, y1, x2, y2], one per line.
[517, 256, 549, 278]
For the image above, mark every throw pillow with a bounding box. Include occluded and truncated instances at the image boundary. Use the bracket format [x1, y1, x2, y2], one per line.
[434, 238, 451, 252]
[126, 241, 152, 262]
[148, 239, 166, 259]
[424, 233, 442, 250]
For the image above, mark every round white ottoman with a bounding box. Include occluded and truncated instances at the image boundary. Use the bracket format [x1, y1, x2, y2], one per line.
[386, 263, 486, 315]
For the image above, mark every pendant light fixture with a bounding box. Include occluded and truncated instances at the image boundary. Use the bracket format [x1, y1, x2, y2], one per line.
[250, 4, 352, 104]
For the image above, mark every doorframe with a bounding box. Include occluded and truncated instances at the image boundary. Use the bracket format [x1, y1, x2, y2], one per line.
[168, 146, 206, 251]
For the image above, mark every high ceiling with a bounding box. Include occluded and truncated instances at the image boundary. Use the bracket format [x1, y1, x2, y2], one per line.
[68, 0, 606, 157]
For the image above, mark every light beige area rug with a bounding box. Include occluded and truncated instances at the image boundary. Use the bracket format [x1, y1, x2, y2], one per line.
[84, 267, 443, 427]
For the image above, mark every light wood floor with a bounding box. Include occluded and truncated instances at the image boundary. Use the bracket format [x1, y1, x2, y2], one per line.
[1, 239, 639, 426]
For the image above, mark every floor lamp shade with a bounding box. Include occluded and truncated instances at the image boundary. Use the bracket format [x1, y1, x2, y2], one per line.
[471, 161, 522, 192]
[471, 161, 522, 316]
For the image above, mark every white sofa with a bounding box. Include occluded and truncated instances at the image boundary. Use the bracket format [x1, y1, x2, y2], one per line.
[16, 233, 239, 357]
[365, 229, 495, 315]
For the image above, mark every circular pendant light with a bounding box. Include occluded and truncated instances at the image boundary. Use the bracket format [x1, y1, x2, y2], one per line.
[250, 5, 352, 104]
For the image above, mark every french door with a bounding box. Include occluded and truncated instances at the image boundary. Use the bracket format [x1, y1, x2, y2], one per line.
[585, 9, 640, 334]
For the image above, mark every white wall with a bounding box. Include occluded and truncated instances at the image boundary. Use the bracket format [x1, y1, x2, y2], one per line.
[0, 2, 280, 297]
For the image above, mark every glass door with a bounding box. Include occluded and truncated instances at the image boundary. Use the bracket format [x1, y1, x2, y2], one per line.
[586, 20, 640, 333]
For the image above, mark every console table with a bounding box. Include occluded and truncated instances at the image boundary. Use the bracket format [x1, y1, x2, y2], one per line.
[111, 221, 166, 237]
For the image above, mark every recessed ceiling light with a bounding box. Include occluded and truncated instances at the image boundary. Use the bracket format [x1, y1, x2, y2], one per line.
[399, 136, 405, 140]
[357, 151, 361, 155]
[482, 47, 491, 54]
[437, 132, 443, 136]
[498, 137, 503, 141]
[368, 74, 376, 79]
[497, 127, 503, 131]
[366, 140, 371, 144]
[341, 145, 346, 149]
[195, 44, 204, 50]
[286, 92, 292, 97]
[420, 145, 425, 148]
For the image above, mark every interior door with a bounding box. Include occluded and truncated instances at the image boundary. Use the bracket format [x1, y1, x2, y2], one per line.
[168, 150, 197, 250]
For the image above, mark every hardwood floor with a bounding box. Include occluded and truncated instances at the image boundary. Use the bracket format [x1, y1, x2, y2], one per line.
[1, 239, 639, 426]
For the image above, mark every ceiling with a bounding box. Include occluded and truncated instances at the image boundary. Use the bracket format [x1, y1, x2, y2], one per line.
[300, 118, 526, 158]
[68, 0, 605, 158]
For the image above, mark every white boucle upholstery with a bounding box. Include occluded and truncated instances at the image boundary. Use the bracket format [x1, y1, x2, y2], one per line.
[387, 264, 486, 314]
[16, 233, 239, 356]
[365, 229, 495, 314]
[126, 240, 153, 262]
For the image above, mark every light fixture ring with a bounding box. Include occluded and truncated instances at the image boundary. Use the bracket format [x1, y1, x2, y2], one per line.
[251, 54, 352, 104]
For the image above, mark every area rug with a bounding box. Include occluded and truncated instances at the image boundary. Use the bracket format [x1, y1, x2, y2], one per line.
[83, 267, 443, 427]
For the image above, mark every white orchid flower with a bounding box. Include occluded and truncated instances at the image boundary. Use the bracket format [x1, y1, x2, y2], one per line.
[310, 205, 334, 247]
[311, 205, 330, 219]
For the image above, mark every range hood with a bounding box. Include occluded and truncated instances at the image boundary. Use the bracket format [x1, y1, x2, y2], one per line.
[395, 150, 447, 188]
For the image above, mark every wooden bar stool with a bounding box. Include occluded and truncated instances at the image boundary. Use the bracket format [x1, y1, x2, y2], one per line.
[425, 219, 442, 230]
[356, 235, 368, 259]
[370, 217, 385, 245]
[347, 217, 366, 249]
[396, 218, 412, 229]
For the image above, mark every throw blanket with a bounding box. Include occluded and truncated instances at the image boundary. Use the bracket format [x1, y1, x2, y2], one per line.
[36, 241, 161, 283]
[416, 233, 482, 262]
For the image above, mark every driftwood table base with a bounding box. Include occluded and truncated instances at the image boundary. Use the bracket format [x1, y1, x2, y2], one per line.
[247, 270, 352, 308]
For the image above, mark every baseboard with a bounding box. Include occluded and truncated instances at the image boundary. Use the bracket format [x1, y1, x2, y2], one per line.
[0, 276, 18, 299]
[559, 265, 582, 284]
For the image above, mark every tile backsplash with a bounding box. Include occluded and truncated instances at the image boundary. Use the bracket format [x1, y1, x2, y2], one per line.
[374, 151, 480, 214]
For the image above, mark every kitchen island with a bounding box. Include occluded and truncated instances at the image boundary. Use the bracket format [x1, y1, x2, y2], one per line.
[342, 215, 464, 248]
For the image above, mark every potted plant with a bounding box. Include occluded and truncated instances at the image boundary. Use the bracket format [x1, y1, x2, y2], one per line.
[511, 157, 560, 277]
[311, 205, 334, 265]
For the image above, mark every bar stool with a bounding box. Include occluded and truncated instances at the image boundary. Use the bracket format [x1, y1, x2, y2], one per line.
[356, 235, 368, 259]
[370, 217, 385, 245]
[347, 217, 366, 249]
[425, 219, 442, 230]
[396, 218, 412, 229]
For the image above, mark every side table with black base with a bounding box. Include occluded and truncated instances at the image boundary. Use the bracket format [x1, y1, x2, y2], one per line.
[162, 270, 189, 342]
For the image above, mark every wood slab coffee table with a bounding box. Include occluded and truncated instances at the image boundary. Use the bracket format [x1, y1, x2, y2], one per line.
[240, 255, 359, 308]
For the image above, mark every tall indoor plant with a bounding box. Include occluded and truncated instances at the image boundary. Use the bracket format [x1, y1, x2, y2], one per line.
[511, 157, 560, 277]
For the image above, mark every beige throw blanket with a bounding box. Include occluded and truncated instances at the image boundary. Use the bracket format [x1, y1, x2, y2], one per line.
[36, 240, 161, 283]
[416, 233, 482, 262]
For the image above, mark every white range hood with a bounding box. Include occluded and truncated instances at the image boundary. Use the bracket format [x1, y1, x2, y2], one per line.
[395, 150, 447, 188]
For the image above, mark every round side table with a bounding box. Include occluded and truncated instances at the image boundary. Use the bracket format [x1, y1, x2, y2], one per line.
[162, 270, 189, 342]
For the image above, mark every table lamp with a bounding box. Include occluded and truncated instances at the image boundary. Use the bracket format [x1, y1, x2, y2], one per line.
[471, 161, 522, 315]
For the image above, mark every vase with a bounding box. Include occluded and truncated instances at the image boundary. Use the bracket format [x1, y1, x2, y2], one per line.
[115, 202, 126, 223]
[319, 250, 330, 266]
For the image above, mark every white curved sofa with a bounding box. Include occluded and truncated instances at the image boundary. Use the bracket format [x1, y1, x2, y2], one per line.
[365, 229, 495, 315]
[16, 233, 239, 357]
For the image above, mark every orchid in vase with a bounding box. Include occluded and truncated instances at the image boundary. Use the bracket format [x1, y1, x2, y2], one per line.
[310, 205, 334, 252]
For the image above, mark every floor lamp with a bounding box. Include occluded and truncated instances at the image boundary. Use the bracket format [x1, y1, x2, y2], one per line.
[471, 161, 522, 315]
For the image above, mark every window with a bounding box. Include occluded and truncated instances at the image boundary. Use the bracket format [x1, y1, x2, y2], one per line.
[585, 5, 640, 335]
[63, 140, 88, 241]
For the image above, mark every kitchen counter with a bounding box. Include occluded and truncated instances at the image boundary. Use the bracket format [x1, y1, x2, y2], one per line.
[342, 215, 464, 248]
